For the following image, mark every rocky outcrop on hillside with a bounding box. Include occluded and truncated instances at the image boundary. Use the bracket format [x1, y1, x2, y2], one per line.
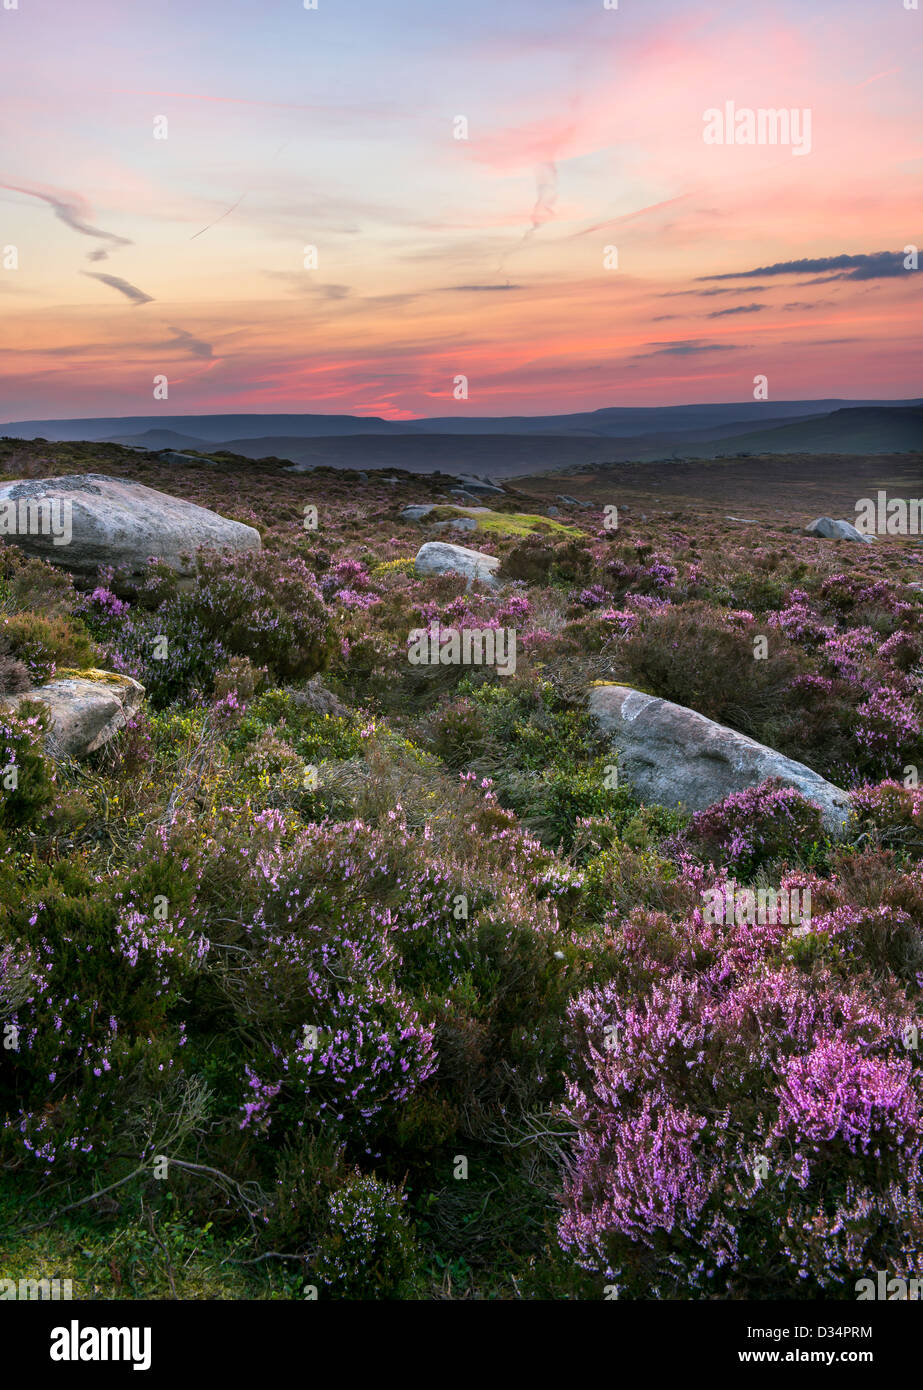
[589, 683, 850, 833]
[0, 474, 261, 581]
[805, 516, 874, 543]
[1, 669, 145, 758]
[414, 540, 501, 589]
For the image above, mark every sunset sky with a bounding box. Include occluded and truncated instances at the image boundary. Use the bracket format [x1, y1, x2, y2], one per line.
[1, 0, 920, 420]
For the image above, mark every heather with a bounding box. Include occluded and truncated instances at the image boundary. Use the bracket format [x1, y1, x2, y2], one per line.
[0, 438, 921, 1299]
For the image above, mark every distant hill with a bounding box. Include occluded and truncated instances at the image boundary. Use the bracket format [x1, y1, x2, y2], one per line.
[401, 400, 917, 438]
[684, 406, 923, 458]
[4, 400, 919, 445]
[3, 400, 919, 477]
[1, 413, 412, 443]
[216, 432, 624, 476]
[105, 428, 212, 452]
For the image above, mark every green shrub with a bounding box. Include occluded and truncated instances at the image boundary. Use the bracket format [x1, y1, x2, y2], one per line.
[1, 611, 98, 685]
[313, 1173, 424, 1298]
[0, 704, 57, 829]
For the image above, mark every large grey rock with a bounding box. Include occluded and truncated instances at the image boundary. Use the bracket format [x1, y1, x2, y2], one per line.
[400, 505, 435, 521]
[1, 670, 145, 759]
[0, 474, 261, 580]
[415, 540, 501, 589]
[588, 683, 850, 833]
[805, 516, 875, 543]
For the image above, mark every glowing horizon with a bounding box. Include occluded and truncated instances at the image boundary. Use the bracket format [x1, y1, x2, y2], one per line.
[1, 0, 920, 420]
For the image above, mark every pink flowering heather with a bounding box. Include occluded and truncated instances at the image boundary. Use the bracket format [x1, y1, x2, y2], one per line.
[559, 889, 923, 1295]
[677, 780, 826, 875]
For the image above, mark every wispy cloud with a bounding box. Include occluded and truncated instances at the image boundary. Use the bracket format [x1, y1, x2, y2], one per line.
[264, 272, 352, 300]
[82, 271, 153, 305]
[525, 161, 557, 239]
[707, 303, 766, 318]
[165, 325, 213, 358]
[701, 251, 912, 283]
[634, 339, 742, 359]
[660, 287, 768, 298]
[439, 284, 522, 293]
[1, 182, 131, 259]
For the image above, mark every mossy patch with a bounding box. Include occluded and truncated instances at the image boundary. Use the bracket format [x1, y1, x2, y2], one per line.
[428, 506, 581, 538]
[54, 667, 135, 686]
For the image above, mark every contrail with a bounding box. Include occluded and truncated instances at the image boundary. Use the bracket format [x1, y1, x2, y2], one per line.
[524, 160, 557, 240]
[190, 192, 248, 240]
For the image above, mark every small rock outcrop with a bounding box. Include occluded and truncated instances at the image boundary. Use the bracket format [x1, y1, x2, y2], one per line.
[157, 450, 214, 467]
[414, 541, 501, 589]
[288, 676, 351, 719]
[1, 670, 145, 759]
[805, 517, 874, 543]
[451, 474, 505, 495]
[0, 474, 261, 580]
[588, 683, 850, 833]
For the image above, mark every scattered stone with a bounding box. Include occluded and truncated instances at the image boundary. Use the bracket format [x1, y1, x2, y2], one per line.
[588, 683, 850, 834]
[400, 505, 435, 521]
[288, 676, 350, 718]
[414, 540, 501, 589]
[157, 450, 213, 466]
[726, 516, 760, 524]
[0, 474, 261, 581]
[451, 474, 505, 495]
[557, 494, 592, 509]
[1, 670, 145, 759]
[546, 506, 561, 518]
[805, 516, 875, 543]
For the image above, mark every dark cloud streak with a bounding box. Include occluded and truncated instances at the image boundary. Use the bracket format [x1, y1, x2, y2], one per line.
[82, 272, 154, 305]
[700, 251, 911, 282]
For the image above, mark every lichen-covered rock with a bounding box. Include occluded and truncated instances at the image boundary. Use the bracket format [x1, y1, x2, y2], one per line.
[589, 683, 850, 833]
[0, 474, 261, 580]
[0, 669, 145, 758]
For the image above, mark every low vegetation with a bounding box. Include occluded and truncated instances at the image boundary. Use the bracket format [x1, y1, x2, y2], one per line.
[0, 438, 921, 1299]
